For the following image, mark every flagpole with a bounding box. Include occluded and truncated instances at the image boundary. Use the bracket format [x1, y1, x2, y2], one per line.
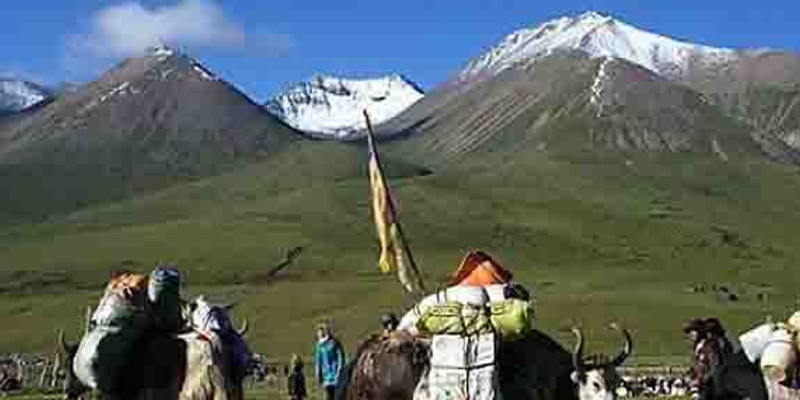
[363, 110, 428, 295]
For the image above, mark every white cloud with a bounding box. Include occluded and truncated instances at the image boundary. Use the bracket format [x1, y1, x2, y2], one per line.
[66, 0, 293, 59]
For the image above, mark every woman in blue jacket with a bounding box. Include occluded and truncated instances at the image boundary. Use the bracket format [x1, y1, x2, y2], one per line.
[313, 323, 345, 400]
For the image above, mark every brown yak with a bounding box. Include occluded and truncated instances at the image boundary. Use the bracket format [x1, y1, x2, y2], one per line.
[337, 325, 632, 400]
[59, 299, 250, 400]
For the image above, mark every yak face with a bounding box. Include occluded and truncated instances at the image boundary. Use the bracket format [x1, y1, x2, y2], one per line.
[571, 368, 623, 400]
[570, 325, 632, 400]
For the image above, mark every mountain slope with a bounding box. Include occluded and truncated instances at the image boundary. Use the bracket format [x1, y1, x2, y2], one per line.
[0, 46, 299, 224]
[265, 75, 423, 139]
[457, 11, 734, 83]
[381, 51, 758, 168]
[0, 79, 49, 114]
[377, 12, 800, 168]
[680, 50, 800, 157]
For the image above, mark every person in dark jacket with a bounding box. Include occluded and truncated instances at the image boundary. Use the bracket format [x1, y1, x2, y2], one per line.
[685, 317, 767, 400]
[703, 318, 734, 361]
[287, 354, 307, 400]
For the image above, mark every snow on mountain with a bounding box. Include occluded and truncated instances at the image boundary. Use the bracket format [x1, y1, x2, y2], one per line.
[0, 79, 48, 112]
[458, 11, 735, 81]
[265, 74, 424, 139]
[148, 44, 175, 61]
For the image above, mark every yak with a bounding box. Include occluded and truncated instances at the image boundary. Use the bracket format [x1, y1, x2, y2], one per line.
[59, 299, 250, 400]
[337, 324, 633, 400]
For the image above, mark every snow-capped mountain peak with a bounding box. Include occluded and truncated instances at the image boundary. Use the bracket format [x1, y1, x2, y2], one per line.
[265, 74, 424, 139]
[143, 43, 179, 62]
[458, 11, 734, 81]
[0, 79, 49, 113]
[148, 44, 175, 58]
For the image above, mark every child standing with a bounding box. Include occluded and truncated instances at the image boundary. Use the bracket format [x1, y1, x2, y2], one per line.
[313, 323, 346, 400]
[287, 354, 307, 400]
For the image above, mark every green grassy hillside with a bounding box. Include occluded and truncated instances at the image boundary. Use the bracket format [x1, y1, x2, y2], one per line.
[1, 139, 800, 365]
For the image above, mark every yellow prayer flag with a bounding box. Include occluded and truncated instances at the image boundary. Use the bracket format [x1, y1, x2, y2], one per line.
[366, 111, 424, 294]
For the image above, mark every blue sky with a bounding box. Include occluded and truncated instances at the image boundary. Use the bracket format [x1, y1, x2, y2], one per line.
[1, 0, 798, 102]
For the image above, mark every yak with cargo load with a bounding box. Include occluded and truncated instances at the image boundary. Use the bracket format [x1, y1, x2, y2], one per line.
[337, 250, 634, 400]
[58, 268, 252, 400]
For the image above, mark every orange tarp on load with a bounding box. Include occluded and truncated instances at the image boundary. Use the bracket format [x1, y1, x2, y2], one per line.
[447, 250, 513, 286]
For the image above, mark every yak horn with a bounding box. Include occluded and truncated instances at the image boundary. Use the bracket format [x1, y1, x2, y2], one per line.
[571, 327, 585, 373]
[238, 318, 249, 337]
[609, 323, 633, 367]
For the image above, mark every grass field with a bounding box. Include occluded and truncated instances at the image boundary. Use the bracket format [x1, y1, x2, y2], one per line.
[1, 139, 800, 364]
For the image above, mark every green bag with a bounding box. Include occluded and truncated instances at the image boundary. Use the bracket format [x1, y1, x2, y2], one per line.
[489, 299, 533, 340]
[416, 302, 493, 336]
[416, 299, 533, 340]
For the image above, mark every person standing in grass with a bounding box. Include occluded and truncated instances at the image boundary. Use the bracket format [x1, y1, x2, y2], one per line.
[313, 322, 345, 400]
[287, 354, 307, 400]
